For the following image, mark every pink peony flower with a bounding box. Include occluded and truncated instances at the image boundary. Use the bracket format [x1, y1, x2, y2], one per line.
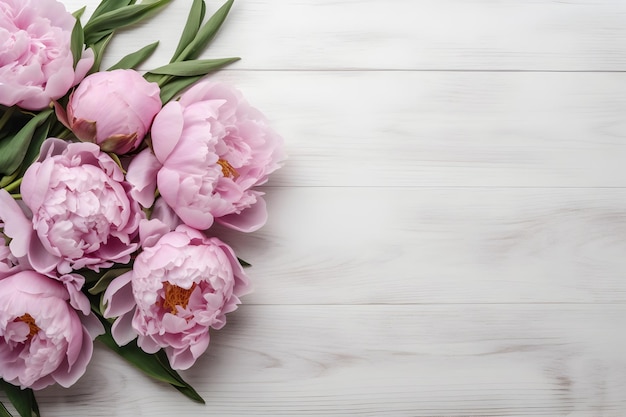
[129, 80, 285, 232]
[0, 0, 94, 110]
[103, 219, 249, 370]
[56, 69, 162, 154]
[0, 138, 143, 275]
[0, 271, 103, 389]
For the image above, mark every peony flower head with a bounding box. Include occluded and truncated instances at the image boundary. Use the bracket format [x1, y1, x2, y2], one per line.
[0, 271, 103, 390]
[103, 220, 249, 370]
[56, 69, 162, 154]
[0, 0, 94, 110]
[138, 80, 285, 232]
[0, 138, 143, 275]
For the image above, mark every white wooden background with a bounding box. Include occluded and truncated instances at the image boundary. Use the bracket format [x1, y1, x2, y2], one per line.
[8, 0, 626, 416]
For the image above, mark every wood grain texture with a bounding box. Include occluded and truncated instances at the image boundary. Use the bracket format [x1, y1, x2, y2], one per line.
[206, 70, 626, 187]
[64, 0, 626, 71]
[8, 0, 625, 416]
[212, 187, 626, 305]
[21, 306, 626, 416]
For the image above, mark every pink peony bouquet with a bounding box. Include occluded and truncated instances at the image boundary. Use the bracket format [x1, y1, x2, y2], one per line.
[0, 0, 284, 415]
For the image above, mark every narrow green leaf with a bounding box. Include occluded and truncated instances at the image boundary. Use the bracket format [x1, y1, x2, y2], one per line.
[158, 75, 204, 103]
[89, 33, 114, 74]
[171, 0, 206, 62]
[88, 268, 131, 295]
[97, 330, 185, 387]
[70, 17, 85, 68]
[147, 57, 239, 77]
[108, 42, 159, 71]
[154, 351, 205, 404]
[72, 6, 86, 20]
[89, 0, 134, 22]
[0, 110, 52, 176]
[0, 401, 15, 417]
[96, 320, 205, 403]
[0, 107, 15, 133]
[237, 257, 252, 268]
[83, 0, 172, 45]
[176, 0, 234, 63]
[0, 381, 40, 417]
[15, 119, 52, 179]
[170, 383, 206, 404]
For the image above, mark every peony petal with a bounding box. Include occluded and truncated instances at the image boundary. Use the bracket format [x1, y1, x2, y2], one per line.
[72, 48, 95, 85]
[52, 327, 94, 388]
[137, 335, 161, 354]
[0, 190, 32, 258]
[139, 218, 170, 248]
[216, 196, 268, 232]
[103, 271, 135, 317]
[27, 236, 60, 275]
[126, 148, 161, 208]
[80, 312, 105, 340]
[151, 198, 181, 231]
[111, 312, 138, 346]
[152, 102, 184, 163]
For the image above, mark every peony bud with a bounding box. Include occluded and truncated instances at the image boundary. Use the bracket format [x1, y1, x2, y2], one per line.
[56, 69, 162, 154]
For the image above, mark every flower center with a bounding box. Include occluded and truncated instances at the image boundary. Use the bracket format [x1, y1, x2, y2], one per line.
[217, 159, 239, 179]
[15, 313, 40, 339]
[162, 282, 197, 314]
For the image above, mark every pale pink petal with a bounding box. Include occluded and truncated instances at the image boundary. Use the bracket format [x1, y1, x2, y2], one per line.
[126, 148, 161, 208]
[0, 190, 32, 258]
[151, 102, 184, 163]
[111, 312, 137, 346]
[103, 272, 134, 317]
[216, 196, 268, 232]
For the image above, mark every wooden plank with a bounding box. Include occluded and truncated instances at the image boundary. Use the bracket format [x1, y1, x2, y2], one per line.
[28, 305, 626, 416]
[63, 0, 626, 71]
[212, 186, 626, 305]
[204, 70, 626, 187]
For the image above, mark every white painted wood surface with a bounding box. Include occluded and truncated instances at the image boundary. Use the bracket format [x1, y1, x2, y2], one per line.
[7, 0, 626, 415]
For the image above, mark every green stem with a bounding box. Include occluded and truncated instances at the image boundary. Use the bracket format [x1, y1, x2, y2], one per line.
[3, 178, 22, 193]
[56, 127, 73, 140]
[0, 107, 15, 132]
[10, 194, 21, 200]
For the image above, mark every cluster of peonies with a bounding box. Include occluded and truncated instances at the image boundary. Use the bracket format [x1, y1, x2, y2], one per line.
[0, 0, 284, 394]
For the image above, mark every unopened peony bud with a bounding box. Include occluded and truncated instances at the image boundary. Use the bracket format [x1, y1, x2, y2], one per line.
[56, 69, 161, 154]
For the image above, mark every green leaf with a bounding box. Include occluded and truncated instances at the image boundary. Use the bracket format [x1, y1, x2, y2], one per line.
[83, 0, 172, 45]
[70, 17, 85, 68]
[158, 75, 204, 103]
[0, 401, 15, 417]
[89, 32, 114, 74]
[147, 57, 239, 77]
[0, 381, 40, 417]
[0, 171, 19, 189]
[0, 110, 52, 176]
[154, 351, 205, 403]
[89, 0, 134, 22]
[108, 41, 159, 71]
[72, 6, 86, 20]
[0, 107, 16, 133]
[175, 0, 234, 63]
[237, 257, 252, 268]
[88, 268, 132, 295]
[15, 119, 52, 179]
[171, 0, 206, 62]
[96, 321, 205, 403]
